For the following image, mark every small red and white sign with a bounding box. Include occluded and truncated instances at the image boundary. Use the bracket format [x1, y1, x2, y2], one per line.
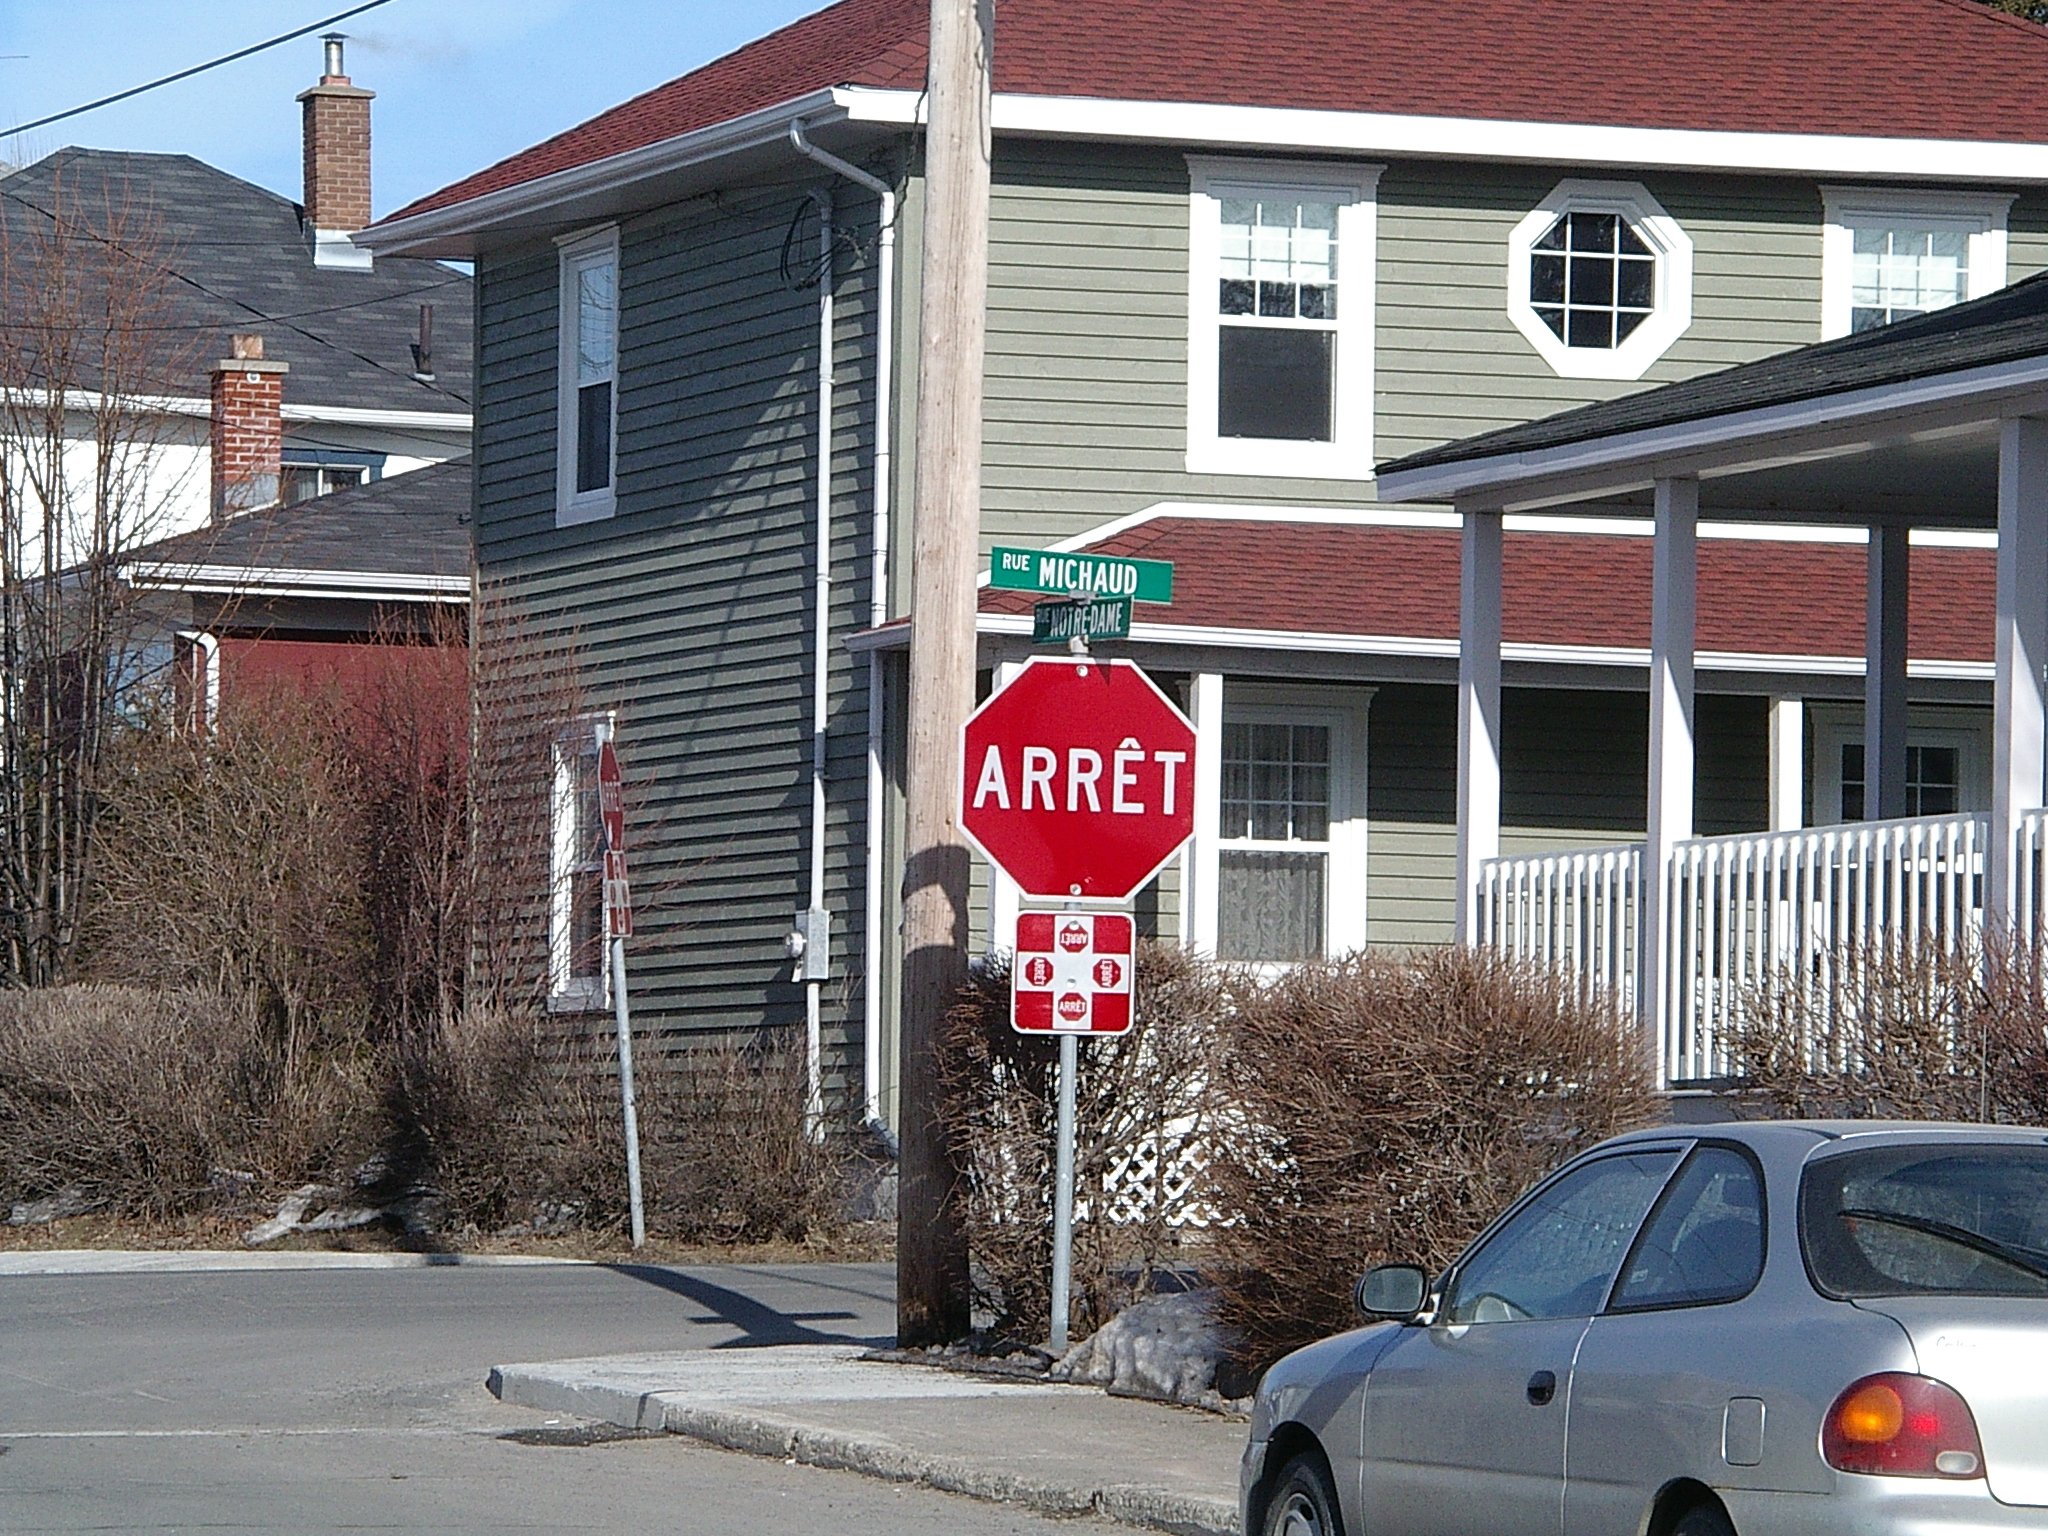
[597, 738, 626, 853]
[603, 849, 633, 939]
[1012, 911, 1134, 1035]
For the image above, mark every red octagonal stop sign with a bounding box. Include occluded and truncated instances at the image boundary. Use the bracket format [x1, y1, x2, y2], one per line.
[960, 657, 1197, 901]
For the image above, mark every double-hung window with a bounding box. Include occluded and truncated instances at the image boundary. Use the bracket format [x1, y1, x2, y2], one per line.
[549, 718, 608, 1010]
[557, 227, 620, 525]
[1186, 158, 1380, 480]
[1208, 690, 1371, 965]
[1820, 188, 2011, 340]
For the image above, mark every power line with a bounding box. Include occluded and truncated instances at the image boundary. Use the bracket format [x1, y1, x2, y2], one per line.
[4, 0, 398, 140]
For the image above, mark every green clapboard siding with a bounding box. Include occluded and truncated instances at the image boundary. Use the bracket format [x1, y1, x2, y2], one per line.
[472, 176, 884, 1090]
[1366, 685, 1769, 947]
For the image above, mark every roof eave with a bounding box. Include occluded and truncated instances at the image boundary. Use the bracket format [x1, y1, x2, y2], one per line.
[1376, 352, 2048, 511]
[357, 87, 855, 258]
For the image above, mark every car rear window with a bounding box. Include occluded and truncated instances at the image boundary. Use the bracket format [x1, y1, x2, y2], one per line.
[1802, 1143, 2048, 1299]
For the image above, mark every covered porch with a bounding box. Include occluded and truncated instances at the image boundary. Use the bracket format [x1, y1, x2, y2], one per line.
[1378, 279, 2048, 1086]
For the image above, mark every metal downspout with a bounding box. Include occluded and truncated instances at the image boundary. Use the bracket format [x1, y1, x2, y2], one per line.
[790, 120, 897, 1142]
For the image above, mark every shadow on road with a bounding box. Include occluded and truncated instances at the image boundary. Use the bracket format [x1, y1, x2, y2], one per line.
[601, 1265, 893, 1348]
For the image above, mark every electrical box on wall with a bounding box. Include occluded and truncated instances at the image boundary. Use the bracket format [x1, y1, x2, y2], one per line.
[787, 907, 832, 983]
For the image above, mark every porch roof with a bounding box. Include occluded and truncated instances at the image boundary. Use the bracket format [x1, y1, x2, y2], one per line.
[960, 508, 1995, 674]
[1375, 273, 2048, 525]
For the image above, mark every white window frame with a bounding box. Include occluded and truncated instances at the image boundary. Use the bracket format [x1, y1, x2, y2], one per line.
[1185, 156, 1383, 481]
[556, 226, 620, 527]
[548, 713, 612, 1012]
[1819, 186, 2013, 341]
[1809, 703, 1990, 826]
[1506, 179, 1694, 382]
[1211, 683, 1373, 966]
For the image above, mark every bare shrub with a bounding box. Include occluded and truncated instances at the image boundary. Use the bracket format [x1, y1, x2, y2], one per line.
[938, 943, 1236, 1342]
[1726, 931, 2048, 1122]
[640, 1034, 851, 1244]
[82, 683, 373, 1069]
[0, 985, 373, 1218]
[1203, 946, 1653, 1376]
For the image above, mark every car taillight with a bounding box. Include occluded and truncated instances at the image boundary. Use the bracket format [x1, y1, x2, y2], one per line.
[1823, 1373, 1985, 1479]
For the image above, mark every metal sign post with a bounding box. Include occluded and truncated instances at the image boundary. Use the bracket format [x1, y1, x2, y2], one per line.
[1013, 903, 1136, 1354]
[597, 726, 647, 1250]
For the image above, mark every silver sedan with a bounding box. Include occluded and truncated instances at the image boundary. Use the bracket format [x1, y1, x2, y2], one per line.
[1241, 1121, 2048, 1536]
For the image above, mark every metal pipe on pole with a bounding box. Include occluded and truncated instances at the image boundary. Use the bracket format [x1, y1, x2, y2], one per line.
[895, 0, 992, 1347]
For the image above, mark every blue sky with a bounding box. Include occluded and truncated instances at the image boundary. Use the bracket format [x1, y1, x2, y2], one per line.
[0, 1, 826, 215]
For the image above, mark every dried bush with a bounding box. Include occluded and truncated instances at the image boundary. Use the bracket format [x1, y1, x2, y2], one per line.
[1202, 946, 1654, 1376]
[1726, 931, 2048, 1122]
[0, 985, 374, 1218]
[640, 1035, 852, 1244]
[82, 683, 373, 1068]
[938, 942, 1236, 1342]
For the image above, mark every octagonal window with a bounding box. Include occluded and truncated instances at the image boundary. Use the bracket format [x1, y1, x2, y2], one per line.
[1508, 181, 1693, 381]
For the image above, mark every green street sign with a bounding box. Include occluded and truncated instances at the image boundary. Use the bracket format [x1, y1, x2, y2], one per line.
[990, 546, 1173, 605]
[1032, 596, 1132, 646]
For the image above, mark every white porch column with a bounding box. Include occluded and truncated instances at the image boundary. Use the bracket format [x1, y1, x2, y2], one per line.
[988, 660, 1024, 950]
[1865, 519, 1911, 822]
[1768, 697, 1804, 832]
[1990, 418, 2048, 926]
[1455, 505, 1503, 945]
[1184, 671, 1225, 954]
[1642, 476, 1698, 1074]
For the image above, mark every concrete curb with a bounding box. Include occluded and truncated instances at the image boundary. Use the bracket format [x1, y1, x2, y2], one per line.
[487, 1363, 1240, 1536]
[0, 1249, 587, 1276]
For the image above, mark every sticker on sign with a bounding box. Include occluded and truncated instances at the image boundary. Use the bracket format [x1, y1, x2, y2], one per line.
[1012, 911, 1134, 1035]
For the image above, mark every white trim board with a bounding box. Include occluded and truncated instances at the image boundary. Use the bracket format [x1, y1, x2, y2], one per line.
[972, 499, 2001, 590]
[128, 562, 470, 600]
[849, 90, 2048, 184]
[362, 83, 2048, 256]
[957, 610, 1993, 680]
[1375, 353, 2048, 508]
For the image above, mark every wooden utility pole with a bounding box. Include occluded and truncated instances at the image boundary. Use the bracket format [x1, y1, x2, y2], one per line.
[895, 0, 992, 1346]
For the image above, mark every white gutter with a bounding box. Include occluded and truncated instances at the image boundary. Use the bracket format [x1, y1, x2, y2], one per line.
[358, 89, 850, 256]
[790, 119, 897, 1143]
[14, 387, 468, 432]
[129, 563, 471, 600]
[1376, 352, 2048, 508]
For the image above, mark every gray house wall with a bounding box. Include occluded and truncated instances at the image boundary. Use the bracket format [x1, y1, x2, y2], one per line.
[469, 125, 2037, 1115]
[473, 176, 881, 1092]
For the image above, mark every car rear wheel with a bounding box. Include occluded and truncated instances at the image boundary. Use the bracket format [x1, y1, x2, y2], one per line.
[1262, 1452, 1342, 1536]
[1671, 1501, 1736, 1536]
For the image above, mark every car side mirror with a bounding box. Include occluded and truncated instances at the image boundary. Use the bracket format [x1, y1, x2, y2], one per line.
[1356, 1263, 1430, 1322]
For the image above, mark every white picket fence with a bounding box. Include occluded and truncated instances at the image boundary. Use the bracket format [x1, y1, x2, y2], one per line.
[1658, 813, 1986, 1082]
[1477, 843, 1643, 1010]
[2017, 809, 2048, 940]
[1480, 812, 1991, 1086]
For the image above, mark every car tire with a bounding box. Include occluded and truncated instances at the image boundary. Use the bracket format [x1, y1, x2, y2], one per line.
[1670, 1500, 1736, 1536]
[1262, 1452, 1343, 1536]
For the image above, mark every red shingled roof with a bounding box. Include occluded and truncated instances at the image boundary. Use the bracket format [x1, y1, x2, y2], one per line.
[977, 518, 1997, 666]
[388, 0, 2048, 224]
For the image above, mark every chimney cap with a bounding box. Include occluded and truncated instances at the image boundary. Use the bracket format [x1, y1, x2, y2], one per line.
[322, 32, 348, 82]
[215, 333, 289, 374]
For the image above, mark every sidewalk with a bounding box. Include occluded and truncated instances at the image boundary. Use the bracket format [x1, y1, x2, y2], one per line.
[488, 1344, 1245, 1535]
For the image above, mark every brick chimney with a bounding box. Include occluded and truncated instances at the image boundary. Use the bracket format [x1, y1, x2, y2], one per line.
[298, 33, 374, 270]
[210, 335, 289, 521]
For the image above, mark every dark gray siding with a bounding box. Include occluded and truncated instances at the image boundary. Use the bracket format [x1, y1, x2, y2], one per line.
[472, 177, 883, 1105]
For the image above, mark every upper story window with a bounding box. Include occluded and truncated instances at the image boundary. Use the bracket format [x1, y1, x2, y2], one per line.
[556, 227, 619, 526]
[1820, 188, 2012, 340]
[1186, 157, 1381, 481]
[1507, 180, 1693, 382]
[281, 459, 373, 504]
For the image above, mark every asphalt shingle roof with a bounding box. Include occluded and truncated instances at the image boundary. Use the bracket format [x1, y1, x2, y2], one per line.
[3, 148, 471, 415]
[1379, 270, 2048, 478]
[388, 0, 2048, 224]
[132, 457, 471, 584]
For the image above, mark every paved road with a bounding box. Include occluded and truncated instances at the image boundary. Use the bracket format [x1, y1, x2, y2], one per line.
[0, 1258, 1108, 1533]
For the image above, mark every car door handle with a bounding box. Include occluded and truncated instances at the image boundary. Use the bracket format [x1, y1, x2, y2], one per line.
[1526, 1370, 1557, 1406]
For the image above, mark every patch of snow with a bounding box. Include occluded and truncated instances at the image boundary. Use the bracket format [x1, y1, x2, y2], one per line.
[1051, 1290, 1245, 1412]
